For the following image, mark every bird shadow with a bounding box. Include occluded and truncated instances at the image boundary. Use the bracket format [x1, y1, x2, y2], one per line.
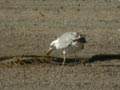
[88, 54, 120, 63]
[46, 56, 88, 64]
[47, 54, 120, 65]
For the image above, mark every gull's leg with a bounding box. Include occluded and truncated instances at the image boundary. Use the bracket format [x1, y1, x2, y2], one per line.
[74, 51, 77, 64]
[62, 50, 66, 66]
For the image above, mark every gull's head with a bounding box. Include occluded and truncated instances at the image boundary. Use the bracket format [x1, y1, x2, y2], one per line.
[46, 39, 58, 55]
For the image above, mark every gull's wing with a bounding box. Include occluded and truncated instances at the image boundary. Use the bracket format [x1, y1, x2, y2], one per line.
[56, 38, 72, 49]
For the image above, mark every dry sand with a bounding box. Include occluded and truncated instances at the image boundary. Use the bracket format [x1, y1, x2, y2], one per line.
[0, 0, 120, 90]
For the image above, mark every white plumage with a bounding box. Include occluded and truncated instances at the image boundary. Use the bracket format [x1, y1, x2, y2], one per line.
[47, 32, 86, 66]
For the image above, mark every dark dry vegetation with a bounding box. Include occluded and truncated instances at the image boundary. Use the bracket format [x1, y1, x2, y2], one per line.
[0, 0, 120, 90]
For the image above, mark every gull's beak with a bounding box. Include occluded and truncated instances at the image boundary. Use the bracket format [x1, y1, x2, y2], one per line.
[46, 48, 53, 55]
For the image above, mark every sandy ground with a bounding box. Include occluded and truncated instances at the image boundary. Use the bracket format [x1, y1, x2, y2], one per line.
[0, 0, 120, 90]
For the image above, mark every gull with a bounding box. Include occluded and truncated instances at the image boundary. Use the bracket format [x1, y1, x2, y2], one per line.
[47, 32, 87, 66]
